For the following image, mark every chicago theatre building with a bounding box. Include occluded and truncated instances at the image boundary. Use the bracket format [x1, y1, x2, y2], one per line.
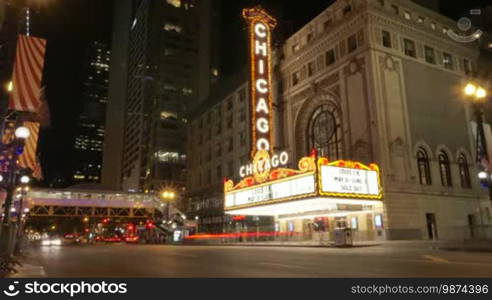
[187, 0, 492, 241]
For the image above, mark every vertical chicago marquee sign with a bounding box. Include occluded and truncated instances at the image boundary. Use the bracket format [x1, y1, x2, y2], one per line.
[240, 7, 290, 184]
[243, 7, 276, 157]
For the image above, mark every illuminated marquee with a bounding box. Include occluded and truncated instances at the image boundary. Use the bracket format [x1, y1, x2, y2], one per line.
[243, 7, 277, 156]
[225, 156, 382, 211]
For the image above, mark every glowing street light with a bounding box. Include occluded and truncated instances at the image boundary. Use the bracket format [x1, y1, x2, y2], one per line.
[478, 171, 487, 179]
[20, 175, 30, 184]
[15, 126, 30, 140]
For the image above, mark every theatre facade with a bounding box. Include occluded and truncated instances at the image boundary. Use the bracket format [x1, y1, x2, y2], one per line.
[187, 0, 492, 242]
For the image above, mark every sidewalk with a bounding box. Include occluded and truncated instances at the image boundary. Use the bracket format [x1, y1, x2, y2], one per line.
[9, 263, 46, 278]
[185, 239, 492, 252]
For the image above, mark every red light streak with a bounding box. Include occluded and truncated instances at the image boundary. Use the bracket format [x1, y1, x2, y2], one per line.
[185, 231, 301, 240]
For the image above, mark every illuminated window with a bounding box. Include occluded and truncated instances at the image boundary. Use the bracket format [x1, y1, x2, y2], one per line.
[443, 53, 454, 70]
[161, 111, 178, 120]
[404, 11, 411, 20]
[164, 23, 182, 33]
[417, 16, 425, 24]
[424, 46, 436, 64]
[403, 39, 416, 58]
[155, 151, 181, 163]
[166, 0, 181, 8]
[417, 148, 431, 185]
[430, 22, 436, 30]
[442, 27, 448, 34]
[458, 154, 471, 189]
[438, 151, 452, 187]
[308, 105, 342, 160]
[382, 30, 391, 48]
[212, 68, 219, 77]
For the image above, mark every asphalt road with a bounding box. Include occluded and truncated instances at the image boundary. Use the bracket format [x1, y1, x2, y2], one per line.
[20, 243, 492, 277]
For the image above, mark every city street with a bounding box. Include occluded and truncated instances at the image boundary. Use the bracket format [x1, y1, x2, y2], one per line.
[17, 243, 492, 278]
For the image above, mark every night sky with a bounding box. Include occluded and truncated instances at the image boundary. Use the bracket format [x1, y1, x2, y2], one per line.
[26, 0, 490, 187]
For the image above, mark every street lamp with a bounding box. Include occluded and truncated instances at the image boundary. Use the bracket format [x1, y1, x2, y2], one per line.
[14, 126, 30, 140]
[19, 175, 30, 184]
[0, 124, 30, 254]
[464, 82, 492, 201]
[160, 189, 176, 221]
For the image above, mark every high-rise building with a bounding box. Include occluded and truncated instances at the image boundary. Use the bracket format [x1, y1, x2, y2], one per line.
[72, 41, 110, 184]
[103, 0, 218, 198]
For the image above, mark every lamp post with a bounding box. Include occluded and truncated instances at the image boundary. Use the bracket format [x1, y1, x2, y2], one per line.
[14, 182, 29, 255]
[160, 190, 176, 221]
[0, 125, 30, 254]
[464, 82, 492, 202]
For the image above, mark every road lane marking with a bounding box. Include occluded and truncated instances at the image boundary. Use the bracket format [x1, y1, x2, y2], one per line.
[422, 255, 450, 264]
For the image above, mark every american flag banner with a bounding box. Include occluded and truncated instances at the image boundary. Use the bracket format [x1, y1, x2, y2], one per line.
[18, 121, 42, 179]
[8, 35, 47, 112]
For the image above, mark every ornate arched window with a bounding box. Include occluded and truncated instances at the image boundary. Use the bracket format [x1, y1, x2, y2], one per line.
[417, 147, 431, 185]
[438, 151, 452, 187]
[307, 104, 342, 159]
[458, 154, 471, 189]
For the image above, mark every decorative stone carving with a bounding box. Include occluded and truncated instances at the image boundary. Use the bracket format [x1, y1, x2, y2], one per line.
[390, 136, 407, 157]
[352, 139, 372, 163]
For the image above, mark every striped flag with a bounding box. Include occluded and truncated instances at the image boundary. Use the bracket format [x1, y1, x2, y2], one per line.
[18, 121, 42, 179]
[8, 35, 47, 112]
